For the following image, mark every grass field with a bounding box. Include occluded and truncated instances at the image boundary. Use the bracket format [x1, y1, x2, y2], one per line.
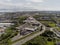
[48, 23, 56, 27]
[47, 41, 54, 45]
[40, 20, 56, 27]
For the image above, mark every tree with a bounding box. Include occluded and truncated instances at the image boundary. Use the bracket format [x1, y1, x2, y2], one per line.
[41, 31, 54, 37]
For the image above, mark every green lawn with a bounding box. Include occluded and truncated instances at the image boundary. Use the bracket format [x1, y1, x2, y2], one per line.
[47, 41, 54, 45]
[39, 20, 56, 27]
[48, 23, 56, 27]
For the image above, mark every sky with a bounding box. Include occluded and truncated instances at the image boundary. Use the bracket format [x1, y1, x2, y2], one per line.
[0, 0, 60, 12]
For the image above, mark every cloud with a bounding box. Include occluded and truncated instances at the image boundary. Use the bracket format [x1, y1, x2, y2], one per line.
[0, 0, 59, 11]
[0, 0, 44, 11]
[26, 0, 44, 2]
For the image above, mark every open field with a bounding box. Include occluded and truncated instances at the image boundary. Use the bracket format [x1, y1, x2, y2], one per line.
[40, 21, 56, 27]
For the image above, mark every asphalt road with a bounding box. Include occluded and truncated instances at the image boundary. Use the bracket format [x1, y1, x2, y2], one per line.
[12, 26, 46, 45]
[50, 28, 60, 37]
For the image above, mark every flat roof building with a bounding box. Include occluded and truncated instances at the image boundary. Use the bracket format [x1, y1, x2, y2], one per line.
[0, 23, 14, 27]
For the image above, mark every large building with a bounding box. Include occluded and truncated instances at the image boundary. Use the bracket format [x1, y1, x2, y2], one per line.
[17, 16, 41, 35]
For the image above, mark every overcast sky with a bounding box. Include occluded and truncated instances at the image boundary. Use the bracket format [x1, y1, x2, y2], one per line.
[0, 0, 60, 12]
